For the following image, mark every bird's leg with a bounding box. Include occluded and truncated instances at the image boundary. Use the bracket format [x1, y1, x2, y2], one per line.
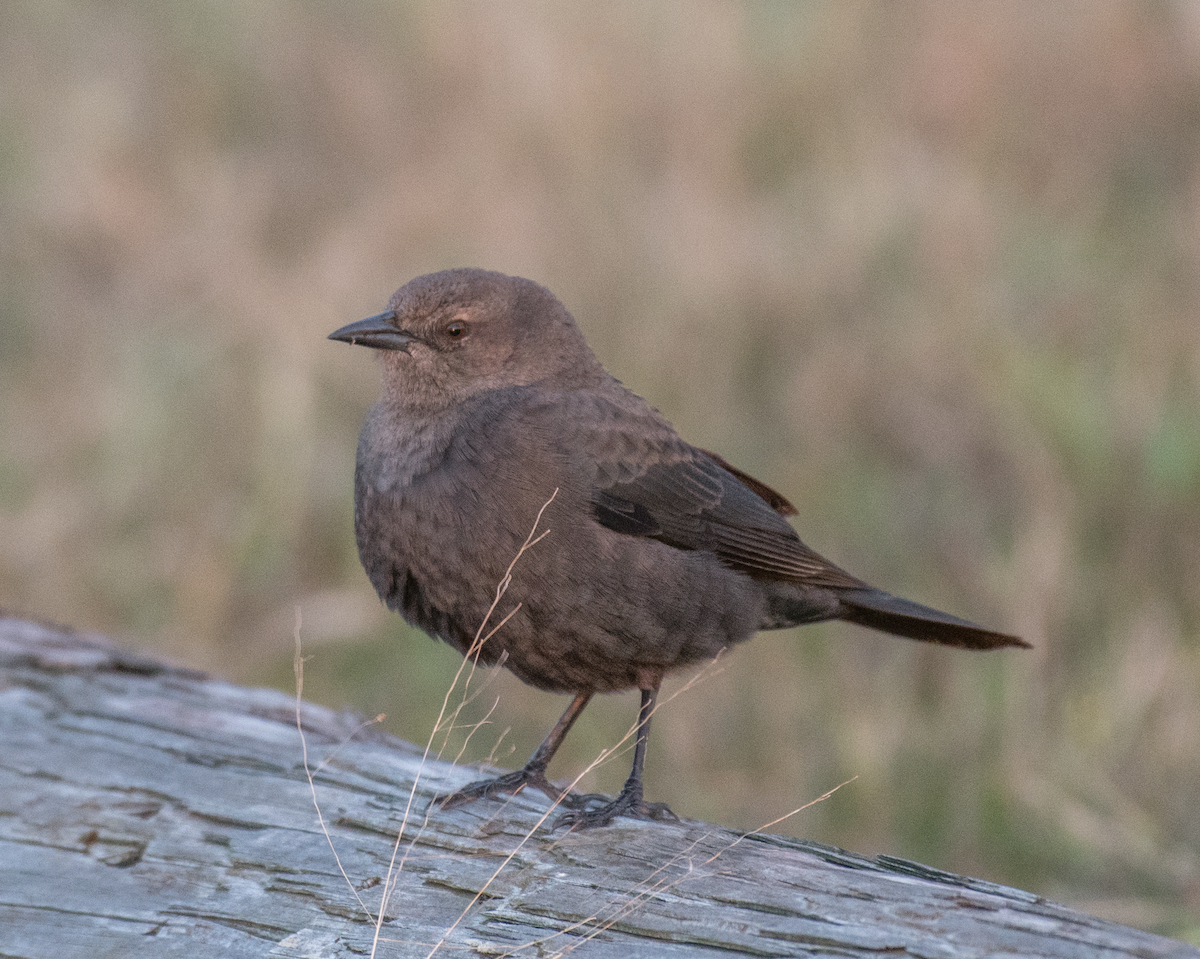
[553, 685, 679, 830]
[435, 690, 593, 810]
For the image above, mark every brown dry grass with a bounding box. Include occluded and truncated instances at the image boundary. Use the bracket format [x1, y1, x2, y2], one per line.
[2, 0, 1198, 941]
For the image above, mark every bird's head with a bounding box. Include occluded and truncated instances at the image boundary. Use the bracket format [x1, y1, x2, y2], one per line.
[329, 268, 605, 409]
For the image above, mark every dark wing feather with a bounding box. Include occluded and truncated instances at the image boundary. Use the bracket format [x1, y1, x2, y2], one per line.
[697, 448, 797, 516]
[591, 492, 661, 537]
[590, 436, 864, 590]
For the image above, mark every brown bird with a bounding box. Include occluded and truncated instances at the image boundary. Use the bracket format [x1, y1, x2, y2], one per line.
[330, 268, 1027, 830]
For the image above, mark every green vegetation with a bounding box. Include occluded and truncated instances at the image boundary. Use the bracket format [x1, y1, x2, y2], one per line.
[1, 1, 1197, 941]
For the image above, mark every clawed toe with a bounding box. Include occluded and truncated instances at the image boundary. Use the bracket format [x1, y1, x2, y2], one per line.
[552, 789, 678, 831]
[429, 688, 675, 832]
[434, 765, 606, 812]
[435, 767, 566, 810]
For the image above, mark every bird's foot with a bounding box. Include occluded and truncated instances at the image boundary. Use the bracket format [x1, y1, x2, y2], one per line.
[434, 766, 589, 811]
[552, 783, 678, 831]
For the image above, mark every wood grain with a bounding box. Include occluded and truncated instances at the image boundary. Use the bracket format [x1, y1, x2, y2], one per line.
[1, 615, 1194, 958]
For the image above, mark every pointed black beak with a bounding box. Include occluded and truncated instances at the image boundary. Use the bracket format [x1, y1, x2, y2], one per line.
[328, 311, 415, 351]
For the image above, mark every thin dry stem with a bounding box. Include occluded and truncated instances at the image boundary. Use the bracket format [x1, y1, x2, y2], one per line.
[447, 695, 502, 767]
[460, 777, 858, 958]
[312, 713, 387, 775]
[423, 653, 732, 957]
[485, 725, 515, 766]
[293, 609, 376, 921]
[297, 486, 841, 959]
[374, 489, 559, 959]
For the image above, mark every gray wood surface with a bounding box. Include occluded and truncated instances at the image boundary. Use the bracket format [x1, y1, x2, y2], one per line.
[1, 614, 1195, 959]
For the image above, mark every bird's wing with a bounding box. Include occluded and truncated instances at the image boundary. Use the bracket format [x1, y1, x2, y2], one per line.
[570, 393, 866, 590]
[693, 447, 798, 517]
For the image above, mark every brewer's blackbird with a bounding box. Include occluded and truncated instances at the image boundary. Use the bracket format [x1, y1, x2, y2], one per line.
[330, 268, 1027, 830]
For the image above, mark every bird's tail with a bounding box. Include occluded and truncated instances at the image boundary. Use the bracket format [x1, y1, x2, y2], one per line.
[839, 589, 1028, 650]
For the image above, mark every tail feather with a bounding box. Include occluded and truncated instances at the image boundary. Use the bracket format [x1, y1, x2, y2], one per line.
[839, 589, 1028, 650]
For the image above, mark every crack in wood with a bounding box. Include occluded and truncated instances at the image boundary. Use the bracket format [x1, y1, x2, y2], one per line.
[2, 616, 1195, 959]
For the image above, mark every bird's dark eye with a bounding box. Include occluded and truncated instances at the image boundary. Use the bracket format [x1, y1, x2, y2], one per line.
[445, 321, 467, 339]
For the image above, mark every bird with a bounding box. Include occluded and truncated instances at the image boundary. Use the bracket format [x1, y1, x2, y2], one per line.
[329, 267, 1027, 830]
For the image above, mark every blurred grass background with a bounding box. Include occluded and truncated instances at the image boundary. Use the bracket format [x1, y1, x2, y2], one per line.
[2, 0, 1199, 941]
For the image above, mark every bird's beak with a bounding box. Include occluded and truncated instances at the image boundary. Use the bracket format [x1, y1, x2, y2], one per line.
[328, 311, 415, 352]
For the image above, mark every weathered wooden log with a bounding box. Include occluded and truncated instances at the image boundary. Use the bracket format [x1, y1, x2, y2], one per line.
[1, 614, 1194, 958]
